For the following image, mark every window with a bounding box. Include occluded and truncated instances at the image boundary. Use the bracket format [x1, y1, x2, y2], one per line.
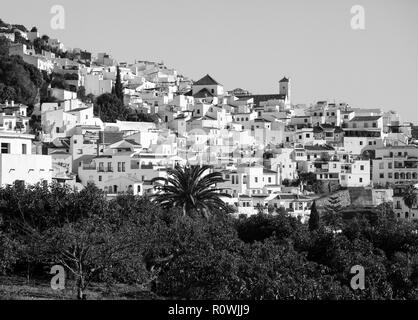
[359, 141, 363, 145]
[268, 177, 272, 183]
[388, 173, 393, 179]
[197, 109, 200, 114]
[372, 122, 377, 128]
[56, 127, 60, 133]
[22, 144, 27, 155]
[99, 176, 102, 182]
[137, 185, 141, 193]
[255, 177, 258, 183]
[1, 143, 10, 154]
[122, 162, 125, 172]
[77, 149, 83, 155]
[360, 165, 365, 170]
[379, 173, 384, 179]
[306, 134, 310, 138]
[388, 163, 392, 169]
[359, 178, 363, 183]
[118, 162, 122, 172]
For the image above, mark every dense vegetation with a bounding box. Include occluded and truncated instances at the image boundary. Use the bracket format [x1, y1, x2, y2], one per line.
[0, 37, 44, 106]
[1, 181, 418, 300]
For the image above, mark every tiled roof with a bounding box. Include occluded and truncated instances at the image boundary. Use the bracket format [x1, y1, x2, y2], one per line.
[263, 168, 277, 174]
[193, 74, 221, 86]
[273, 194, 311, 201]
[237, 94, 286, 106]
[124, 139, 141, 146]
[67, 107, 90, 113]
[254, 118, 271, 122]
[50, 151, 70, 155]
[98, 132, 124, 144]
[305, 144, 335, 151]
[350, 116, 382, 122]
[193, 88, 214, 98]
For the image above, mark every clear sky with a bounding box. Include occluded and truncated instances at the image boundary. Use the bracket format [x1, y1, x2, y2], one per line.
[2, 0, 418, 122]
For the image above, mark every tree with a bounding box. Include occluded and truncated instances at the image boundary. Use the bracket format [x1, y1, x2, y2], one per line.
[94, 93, 129, 122]
[43, 214, 144, 300]
[114, 66, 123, 102]
[0, 55, 44, 105]
[0, 231, 19, 275]
[297, 172, 318, 192]
[309, 201, 320, 231]
[0, 36, 10, 56]
[77, 86, 86, 101]
[0, 85, 16, 102]
[50, 73, 69, 91]
[403, 185, 418, 221]
[322, 195, 343, 230]
[151, 164, 231, 218]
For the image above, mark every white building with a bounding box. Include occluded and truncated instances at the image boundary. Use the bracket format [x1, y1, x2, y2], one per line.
[0, 132, 52, 186]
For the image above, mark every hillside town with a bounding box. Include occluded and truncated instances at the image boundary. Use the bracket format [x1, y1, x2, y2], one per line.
[1, 21, 418, 224]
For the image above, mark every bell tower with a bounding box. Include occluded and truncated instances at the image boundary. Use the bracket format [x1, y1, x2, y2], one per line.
[279, 77, 291, 102]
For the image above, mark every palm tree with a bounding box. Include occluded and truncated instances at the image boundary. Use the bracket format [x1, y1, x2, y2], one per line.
[403, 184, 418, 221]
[151, 164, 231, 218]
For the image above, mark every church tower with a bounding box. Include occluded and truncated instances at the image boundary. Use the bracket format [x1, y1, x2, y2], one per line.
[279, 77, 291, 103]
